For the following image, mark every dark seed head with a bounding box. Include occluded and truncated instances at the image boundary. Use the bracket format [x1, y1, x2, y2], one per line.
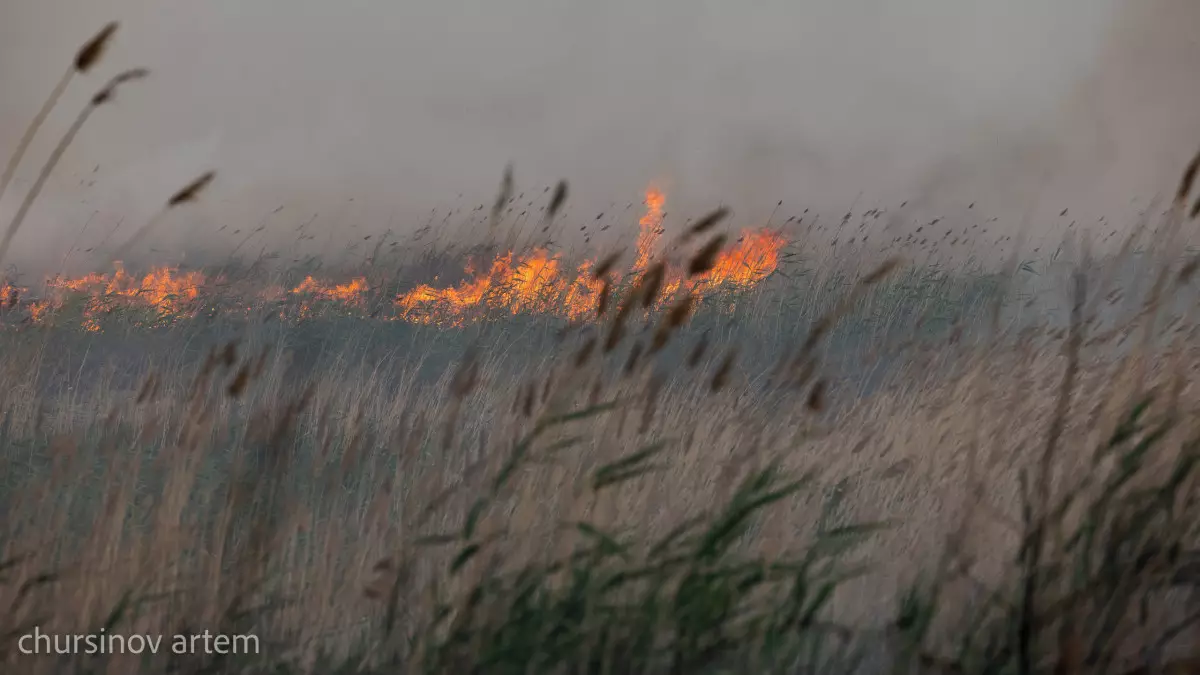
[650, 293, 696, 354]
[547, 180, 569, 219]
[75, 22, 118, 73]
[639, 263, 665, 309]
[521, 381, 536, 418]
[91, 68, 149, 106]
[860, 257, 901, 286]
[596, 281, 611, 317]
[491, 163, 514, 226]
[1179, 256, 1200, 285]
[689, 234, 726, 277]
[227, 366, 251, 398]
[592, 250, 623, 280]
[806, 378, 826, 412]
[710, 349, 737, 392]
[623, 341, 644, 377]
[574, 336, 597, 368]
[604, 314, 627, 353]
[686, 206, 729, 238]
[220, 341, 238, 368]
[1178, 149, 1200, 204]
[168, 171, 216, 207]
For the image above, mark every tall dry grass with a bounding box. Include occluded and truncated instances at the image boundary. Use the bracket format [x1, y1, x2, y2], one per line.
[3, 208, 1200, 674]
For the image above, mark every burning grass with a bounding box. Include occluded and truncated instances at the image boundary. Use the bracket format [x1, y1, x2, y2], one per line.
[1, 188, 787, 332]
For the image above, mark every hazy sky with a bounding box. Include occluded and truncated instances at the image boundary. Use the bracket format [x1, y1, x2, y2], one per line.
[1, 0, 1198, 271]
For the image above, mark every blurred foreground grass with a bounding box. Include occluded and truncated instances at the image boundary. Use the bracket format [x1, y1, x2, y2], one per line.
[4, 222, 1200, 674]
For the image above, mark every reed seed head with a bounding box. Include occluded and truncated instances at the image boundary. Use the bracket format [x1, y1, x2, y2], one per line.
[75, 22, 118, 73]
[220, 340, 238, 368]
[1178, 149, 1200, 204]
[227, 365, 251, 398]
[688, 234, 727, 277]
[574, 335, 597, 368]
[91, 68, 149, 106]
[806, 378, 827, 412]
[639, 262, 665, 309]
[596, 281, 611, 317]
[686, 205, 730, 238]
[547, 180, 569, 219]
[623, 340, 644, 377]
[650, 292, 695, 354]
[1178, 256, 1200, 285]
[711, 348, 737, 391]
[605, 294, 636, 352]
[491, 163, 514, 226]
[861, 256, 901, 286]
[521, 381, 536, 418]
[168, 171, 216, 207]
[591, 250, 622, 280]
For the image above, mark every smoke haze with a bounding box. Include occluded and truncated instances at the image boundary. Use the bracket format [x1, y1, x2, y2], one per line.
[1, 0, 1197, 273]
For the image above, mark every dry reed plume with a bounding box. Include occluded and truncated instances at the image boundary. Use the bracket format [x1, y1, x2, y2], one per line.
[0, 22, 117, 211]
[108, 170, 217, 265]
[0, 67, 148, 268]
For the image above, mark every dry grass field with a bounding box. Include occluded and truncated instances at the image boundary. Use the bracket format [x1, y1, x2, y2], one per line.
[5, 20, 1200, 675]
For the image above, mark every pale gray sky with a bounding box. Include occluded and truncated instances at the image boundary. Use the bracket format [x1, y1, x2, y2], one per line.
[1, 0, 1198, 272]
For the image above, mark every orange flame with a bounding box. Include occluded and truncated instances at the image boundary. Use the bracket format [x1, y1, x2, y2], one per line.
[696, 229, 786, 288]
[633, 187, 666, 273]
[292, 276, 368, 302]
[289, 276, 369, 318]
[0, 280, 23, 309]
[7, 186, 786, 331]
[392, 187, 786, 326]
[397, 249, 580, 325]
[23, 264, 206, 328]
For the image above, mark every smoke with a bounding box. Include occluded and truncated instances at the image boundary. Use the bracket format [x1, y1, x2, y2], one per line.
[1054, 0, 1200, 214]
[0, 0, 1196, 274]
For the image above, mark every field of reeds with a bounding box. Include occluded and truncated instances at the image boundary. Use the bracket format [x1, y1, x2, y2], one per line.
[6, 20, 1200, 675]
